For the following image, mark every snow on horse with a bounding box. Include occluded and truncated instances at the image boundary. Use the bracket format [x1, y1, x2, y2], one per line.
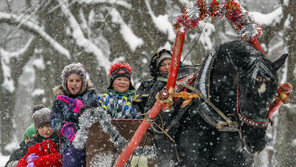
[146, 40, 288, 166]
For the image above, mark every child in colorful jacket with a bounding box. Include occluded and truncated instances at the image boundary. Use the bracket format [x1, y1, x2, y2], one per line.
[98, 62, 140, 119]
[50, 63, 98, 167]
[17, 106, 61, 167]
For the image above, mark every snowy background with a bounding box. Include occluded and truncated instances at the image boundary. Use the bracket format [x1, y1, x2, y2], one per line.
[0, 0, 295, 166]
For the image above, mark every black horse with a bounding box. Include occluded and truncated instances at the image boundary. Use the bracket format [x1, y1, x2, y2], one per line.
[146, 40, 287, 166]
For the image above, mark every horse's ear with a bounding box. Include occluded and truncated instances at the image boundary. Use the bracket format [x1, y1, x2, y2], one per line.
[272, 54, 288, 71]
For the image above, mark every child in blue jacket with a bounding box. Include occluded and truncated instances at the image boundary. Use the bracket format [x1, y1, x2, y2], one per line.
[98, 62, 140, 119]
[50, 63, 98, 167]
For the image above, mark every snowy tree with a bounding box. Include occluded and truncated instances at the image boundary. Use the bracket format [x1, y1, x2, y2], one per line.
[0, 0, 202, 154]
[272, 0, 296, 167]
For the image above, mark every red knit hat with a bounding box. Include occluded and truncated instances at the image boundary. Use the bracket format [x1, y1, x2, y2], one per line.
[108, 62, 134, 90]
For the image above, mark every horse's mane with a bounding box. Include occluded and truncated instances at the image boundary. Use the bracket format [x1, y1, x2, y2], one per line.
[215, 40, 277, 83]
[244, 58, 276, 83]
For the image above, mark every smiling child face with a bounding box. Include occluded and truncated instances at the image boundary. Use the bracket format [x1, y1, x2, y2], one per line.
[67, 74, 82, 96]
[38, 124, 54, 138]
[112, 77, 130, 93]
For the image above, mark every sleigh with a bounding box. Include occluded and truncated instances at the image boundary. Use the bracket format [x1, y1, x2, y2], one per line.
[85, 119, 156, 167]
[76, 0, 293, 166]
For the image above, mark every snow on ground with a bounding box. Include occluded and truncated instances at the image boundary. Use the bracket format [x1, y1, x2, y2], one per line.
[0, 153, 9, 166]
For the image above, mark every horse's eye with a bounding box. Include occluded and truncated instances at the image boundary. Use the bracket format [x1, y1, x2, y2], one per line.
[256, 77, 267, 83]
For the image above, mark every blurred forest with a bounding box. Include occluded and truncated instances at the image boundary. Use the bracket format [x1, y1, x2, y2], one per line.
[0, 0, 295, 166]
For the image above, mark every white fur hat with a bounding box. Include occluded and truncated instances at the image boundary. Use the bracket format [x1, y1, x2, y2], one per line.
[61, 63, 87, 95]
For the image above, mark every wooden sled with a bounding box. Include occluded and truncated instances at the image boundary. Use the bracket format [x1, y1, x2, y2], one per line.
[86, 119, 156, 167]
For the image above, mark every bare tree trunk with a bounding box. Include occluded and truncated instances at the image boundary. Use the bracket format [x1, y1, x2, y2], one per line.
[0, 29, 33, 154]
[274, 0, 296, 166]
[0, 90, 14, 154]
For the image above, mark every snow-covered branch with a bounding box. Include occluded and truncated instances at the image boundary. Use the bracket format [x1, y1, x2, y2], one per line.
[0, 12, 71, 59]
[78, 9, 92, 38]
[0, 37, 34, 63]
[78, 0, 132, 9]
[0, 37, 34, 92]
[1, 58, 14, 92]
[144, 0, 175, 41]
[59, 0, 111, 71]
[250, 7, 283, 26]
[109, 8, 144, 52]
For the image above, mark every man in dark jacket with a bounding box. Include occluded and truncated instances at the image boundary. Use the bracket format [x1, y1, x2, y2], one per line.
[133, 49, 180, 166]
[133, 49, 172, 113]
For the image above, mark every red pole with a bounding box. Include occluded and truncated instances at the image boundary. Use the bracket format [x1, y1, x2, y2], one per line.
[167, 31, 185, 90]
[115, 102, 163, 167]
[268, 83, 292, 118]
[115, 30, 186, 167]
[251, 38, 265, 55]
[268, 99, 283, 119]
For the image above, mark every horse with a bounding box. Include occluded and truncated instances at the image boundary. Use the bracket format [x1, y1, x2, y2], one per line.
[145, 40, 288, 167]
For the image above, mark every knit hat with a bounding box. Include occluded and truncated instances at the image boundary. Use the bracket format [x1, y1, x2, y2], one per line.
[61, 63, 87, 95]
[24, 124, 36, 139]
[149, 49, 172, 78]
[32, 107, 52, 131]
[156, 53, 172, 68]
[32, 104, 46, 114]
[107, 62, 134, 90]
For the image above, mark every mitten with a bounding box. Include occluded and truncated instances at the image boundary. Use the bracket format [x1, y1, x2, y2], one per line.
[26, 162, 35, 167]
[57, 95, 83, 113]
[25, 153, 39, 163]
[61, 122, 77, 142]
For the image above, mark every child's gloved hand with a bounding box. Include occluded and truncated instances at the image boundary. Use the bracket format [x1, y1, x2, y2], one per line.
[26, 162, 35, 167]
[25, 153, 39, 163]
[61, 122, 77, 142]
[57, 95, 83, 113]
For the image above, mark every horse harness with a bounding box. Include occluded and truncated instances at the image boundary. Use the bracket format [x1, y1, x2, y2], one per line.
[156, 51, 277, 134]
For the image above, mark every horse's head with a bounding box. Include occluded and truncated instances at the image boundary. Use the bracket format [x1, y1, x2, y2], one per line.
[213, 40, 289, 154]
[233, 47, 288, 154]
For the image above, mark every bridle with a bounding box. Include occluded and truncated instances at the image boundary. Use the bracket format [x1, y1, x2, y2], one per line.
[160, 53, 274, 131]
[236, 85, 270, 128]
[201, 55, 274, 130]
[234, 59, 274, 128]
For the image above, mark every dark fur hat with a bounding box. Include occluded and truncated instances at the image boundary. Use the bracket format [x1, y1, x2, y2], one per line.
[149, 49, 172, 78]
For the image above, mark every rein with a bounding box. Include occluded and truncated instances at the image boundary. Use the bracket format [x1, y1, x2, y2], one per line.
[157, 76, 237, 131]
[158, 67, 280, 131]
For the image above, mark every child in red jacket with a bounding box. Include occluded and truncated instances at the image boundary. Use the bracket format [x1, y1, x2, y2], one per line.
[17, 106, 62, 167]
